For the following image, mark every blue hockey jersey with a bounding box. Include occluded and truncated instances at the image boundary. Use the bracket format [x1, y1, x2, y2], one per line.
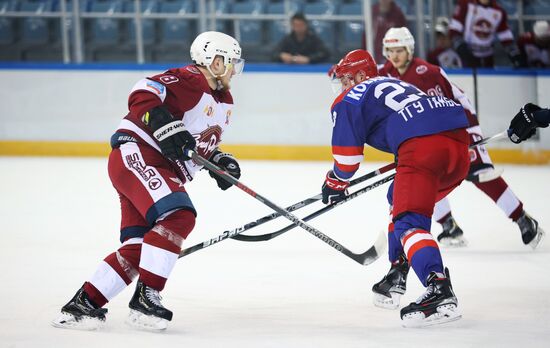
[330, 76, 469, 180]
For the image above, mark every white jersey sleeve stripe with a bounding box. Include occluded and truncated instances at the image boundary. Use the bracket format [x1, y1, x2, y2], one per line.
[497, 30, 514, 42]
[333, 154, 364, 165]
[118, 119, 161, 152]
[449, 18, 464, 33]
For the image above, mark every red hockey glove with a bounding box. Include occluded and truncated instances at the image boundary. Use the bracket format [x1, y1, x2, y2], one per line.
[322, 171, 350, 205]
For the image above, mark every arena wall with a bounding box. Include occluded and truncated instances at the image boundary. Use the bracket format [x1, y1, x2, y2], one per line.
[1, 64, 549, 164]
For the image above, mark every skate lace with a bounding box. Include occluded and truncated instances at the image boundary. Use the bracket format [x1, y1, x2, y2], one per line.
[415, 283, 436, 304]
[145, 287, 163, 307]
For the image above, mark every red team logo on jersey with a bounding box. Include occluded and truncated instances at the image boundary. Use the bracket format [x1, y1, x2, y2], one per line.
[416, 65, 428, 74]
[195, 125, 223, 158]
[473, 19, 493, 39]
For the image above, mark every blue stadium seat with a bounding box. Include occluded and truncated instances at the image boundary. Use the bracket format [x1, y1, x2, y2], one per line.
[523, 0, 550, 15]
[499, 0, 518, 15]
[20, 0, 53, 46]
[266, 1, 303, 43]
[159, 0, 195, 46]
[0, 0, 17, 45]
[339, 2, 363, 53]
[51, 0, 89, 44]
[393, 0, 411, 16]
[124, 0, 158, 46]
[303, 0, 338, 49]
[214, 0, 233, 34]
[88, 0, 124, 46]
[231, 0, 264, 46]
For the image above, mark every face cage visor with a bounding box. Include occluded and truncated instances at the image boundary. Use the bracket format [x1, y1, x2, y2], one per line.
[229, 58, 245, 76]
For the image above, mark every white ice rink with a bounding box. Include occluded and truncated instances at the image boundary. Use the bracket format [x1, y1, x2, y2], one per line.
[1, 157, 549, 348]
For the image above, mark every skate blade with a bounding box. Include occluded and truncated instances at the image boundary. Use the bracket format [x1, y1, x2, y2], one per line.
[529, 227, 545, 250]
[126, 309, 169, 332]
[373, 292, 401, 310]
[401, 304, 461, 328]
[51, 312, 105, 331]
[438, 236, 468, 248]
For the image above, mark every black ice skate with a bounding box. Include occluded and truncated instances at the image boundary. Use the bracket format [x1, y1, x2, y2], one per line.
[400, 268, 461, 328]
[51, 286, 108, 330]
[372, 253, 409, 309]
[126, 281, 173, 331]
[437, 215, 468, 247]
[517, 212, 545, 250]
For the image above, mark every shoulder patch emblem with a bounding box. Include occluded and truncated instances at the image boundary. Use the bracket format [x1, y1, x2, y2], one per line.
[416, 65, 428, 74]
[146, 80, 165, 95]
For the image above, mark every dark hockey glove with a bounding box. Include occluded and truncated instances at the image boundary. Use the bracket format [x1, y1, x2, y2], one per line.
[508, 103, 548, 143]
[143, 106, 196, 161]
[506, 44, 528, 68]
[209, 150, 241, 190]
[322, 171, 350, 205]
[453, 39, 476, 67]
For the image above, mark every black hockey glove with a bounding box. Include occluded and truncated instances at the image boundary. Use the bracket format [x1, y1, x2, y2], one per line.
[508, 103, 549, 143]
[509, 52, 527, 68]
[322, 171, 350, 205]
[506, 44, 527, 68]
[453, 38, 475, 67]
[209, 150, 241, 190]
[143, 106, 196, 161]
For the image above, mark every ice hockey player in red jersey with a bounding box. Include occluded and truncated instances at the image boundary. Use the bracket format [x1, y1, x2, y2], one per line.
[449, 0, 525, 68]
[517, 21, 550, 68]
[51, 31, 245, 331]
[372, 26, 545, 309]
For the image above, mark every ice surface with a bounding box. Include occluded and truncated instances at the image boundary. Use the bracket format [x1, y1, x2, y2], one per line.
[0, 157, 549, 347]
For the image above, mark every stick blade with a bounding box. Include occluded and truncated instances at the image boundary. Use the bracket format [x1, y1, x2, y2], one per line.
[355, 230, 387, 266]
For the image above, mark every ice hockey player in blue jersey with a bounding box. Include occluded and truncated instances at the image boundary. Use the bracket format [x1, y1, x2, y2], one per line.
[321, 49, 471, 327]
[508, 103, 550, 143]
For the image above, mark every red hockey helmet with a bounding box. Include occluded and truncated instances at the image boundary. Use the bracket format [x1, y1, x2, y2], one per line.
[334, 49, 378, 81]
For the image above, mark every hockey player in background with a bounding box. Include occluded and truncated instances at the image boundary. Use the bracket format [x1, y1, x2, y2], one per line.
[449, 0, 525, 68]
[52, 31, 245, 331]
[373, 26, 545, 312]
[517, 21, 550, 68]
[378, 27, 544, 250]
[427, 17, 463, 69]
[322, 49, 469, 327]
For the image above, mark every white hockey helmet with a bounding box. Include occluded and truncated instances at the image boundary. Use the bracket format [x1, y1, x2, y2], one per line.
[383, 27, 415, 59]
[190, 31, 245, 76]
[435, 17, 450, 36]
[533, 21, 550, 39]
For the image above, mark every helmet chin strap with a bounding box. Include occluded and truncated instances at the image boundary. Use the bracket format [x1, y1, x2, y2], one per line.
[206, 64, 232, 90]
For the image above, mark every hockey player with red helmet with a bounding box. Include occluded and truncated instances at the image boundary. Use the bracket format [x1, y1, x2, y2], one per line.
[322, 49, 470, 327]
[378, 27, 544, 249]
[51, 31, 245, 331]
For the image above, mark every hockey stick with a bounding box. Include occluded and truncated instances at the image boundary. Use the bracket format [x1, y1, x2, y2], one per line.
[178, 162, 395, 258]
[470, 130, 508, 147]
[235, 131, 508, 243]
[231, 162, 395, 241]
[181, 150, 388, 265]
[234, 173, 395, 242]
